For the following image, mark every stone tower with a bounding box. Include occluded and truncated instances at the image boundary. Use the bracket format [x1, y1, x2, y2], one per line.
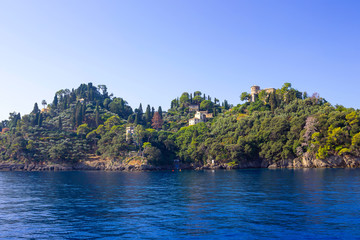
[250, 85, 260, 102]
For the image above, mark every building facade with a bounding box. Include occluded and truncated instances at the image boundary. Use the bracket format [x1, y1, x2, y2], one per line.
[126, 126, 135, 141]
[250, 86, 275, 102]
[189, 111, 213, 126]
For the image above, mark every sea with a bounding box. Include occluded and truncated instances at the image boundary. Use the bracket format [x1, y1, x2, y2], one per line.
[0, 169, 360, 239]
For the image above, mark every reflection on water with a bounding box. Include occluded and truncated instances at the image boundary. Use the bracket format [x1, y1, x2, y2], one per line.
[0, 169, 360, 239]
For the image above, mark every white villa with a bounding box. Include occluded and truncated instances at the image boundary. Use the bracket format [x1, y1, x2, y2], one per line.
[189, 111, 213, 126]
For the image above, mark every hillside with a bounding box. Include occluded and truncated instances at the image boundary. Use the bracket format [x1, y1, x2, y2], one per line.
[1, 82, 360, 170]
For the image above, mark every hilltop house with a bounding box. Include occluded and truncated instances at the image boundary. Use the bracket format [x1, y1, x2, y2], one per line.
[189, 111, 213, 126]
[189, 105, 200, 112]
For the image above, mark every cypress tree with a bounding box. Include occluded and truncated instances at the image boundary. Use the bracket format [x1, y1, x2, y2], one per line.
[151, 107, 155, 118]
[145, 105, 151, 123]
[82, 104, 86, 121]
[75, 103, 83, 127]
[32, 103, 39, 114]
[95, 105, 100, 127]
[134, 114, 139, 125]
[71, 107, 76, 129]
[58, 117, 62, 129]
[138, 103, 143, 115]
[269, 92, 277, 112]
[158, 106, 163, 119]
[53, 95, 58, 108]
[127, 114, 134, 124]
[38, 113, 43, 127]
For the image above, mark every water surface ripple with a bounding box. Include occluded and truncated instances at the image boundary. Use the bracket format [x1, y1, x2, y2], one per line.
[0, 169, 360, 239]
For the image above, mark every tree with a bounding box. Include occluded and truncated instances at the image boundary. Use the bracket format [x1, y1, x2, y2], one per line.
[98, 85, 108, 97]
[53, 95, 58, 108]
[143, 146, 162, 165]
[104, 116, 121, 131]
[180, 92, 190, 106]
[77, 123, 91, 137]
[151, 107, 155, 118]
[32, 103, 40, 114]
[200, 100, 214, 111]
[95, 105, 100, 127]
[128, 114, 135, 124]
[75, 102, 83, 127]
[158, 106, 163, 119]
[194, 91, 202, 97]
[134, 125, 145, 150]
[145, 105, 151, 123]
[193, 96, 202, 104]
[38, 113, 43, 127]
[269, 92, 277, 112]
[240, 92, 250, 101]
[41, 100, 47, 109]
[151, 112, 163, 130]
[58, 117, 62, 129]
[137, 103, 143, 115]
[223, 100, 229, 110]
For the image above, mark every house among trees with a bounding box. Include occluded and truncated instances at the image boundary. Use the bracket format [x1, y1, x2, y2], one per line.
[189, 105, 200, 112]
[189, 111, 213, 126]
[126, 126, 135, 141]
[250, 85, 276, 102]
[41, 108, 49, 113]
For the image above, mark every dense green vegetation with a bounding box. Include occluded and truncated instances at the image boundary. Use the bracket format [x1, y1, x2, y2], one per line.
[1, 82, 359, 167]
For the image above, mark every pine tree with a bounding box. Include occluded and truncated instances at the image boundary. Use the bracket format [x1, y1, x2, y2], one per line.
[151, 112, 163, 131]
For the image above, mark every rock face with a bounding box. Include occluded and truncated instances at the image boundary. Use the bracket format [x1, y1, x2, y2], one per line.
[1, 154, 360, 171]
[267, 154, 360, 169]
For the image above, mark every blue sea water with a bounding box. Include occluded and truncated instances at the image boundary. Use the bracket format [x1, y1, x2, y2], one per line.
[0, 169, 360, 239]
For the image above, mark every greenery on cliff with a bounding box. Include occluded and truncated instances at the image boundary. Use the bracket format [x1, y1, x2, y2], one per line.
[1, 82, 359, 167]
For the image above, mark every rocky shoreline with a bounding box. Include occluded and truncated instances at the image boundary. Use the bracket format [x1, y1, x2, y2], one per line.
[1, 154, 360, 172]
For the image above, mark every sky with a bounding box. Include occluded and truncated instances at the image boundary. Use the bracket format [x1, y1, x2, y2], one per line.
[0, 0, 359, 121]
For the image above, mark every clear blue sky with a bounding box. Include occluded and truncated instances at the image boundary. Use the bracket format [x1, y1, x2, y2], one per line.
[1, 0, 359, 121]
